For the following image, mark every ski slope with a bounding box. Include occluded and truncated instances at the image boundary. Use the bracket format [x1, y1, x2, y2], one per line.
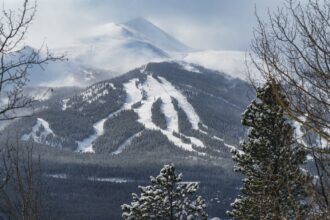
[132, 75, 205, 151]
[22, 118, 57, 146]
[76, 79, 142, 153]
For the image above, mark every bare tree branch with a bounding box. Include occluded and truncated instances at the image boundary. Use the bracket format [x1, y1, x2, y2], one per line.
[0, 0, 64, 121]
[251, 0, 330, 216]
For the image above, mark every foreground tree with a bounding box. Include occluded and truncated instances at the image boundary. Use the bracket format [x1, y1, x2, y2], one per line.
[227, 81, 310, 219]
[250, 0, 330, 215]
[122, 164, 207, 220]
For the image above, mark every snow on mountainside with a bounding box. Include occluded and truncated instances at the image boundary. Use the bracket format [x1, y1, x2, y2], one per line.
[21, 118, 59, 147]
[24, 17, 181, 87]
[69, 19, 253, 81]
[75, 75, 206, 153]
[63, 19, 175, 74]
[14, 61, 251, 158]
[127, 74, 205, 152]
[5, 18, 254, 159]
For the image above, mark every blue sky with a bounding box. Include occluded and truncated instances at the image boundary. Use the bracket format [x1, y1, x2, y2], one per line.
[9, 0, 284, 50]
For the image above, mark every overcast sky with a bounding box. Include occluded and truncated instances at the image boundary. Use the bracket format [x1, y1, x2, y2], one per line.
[7, 0, 285, 51]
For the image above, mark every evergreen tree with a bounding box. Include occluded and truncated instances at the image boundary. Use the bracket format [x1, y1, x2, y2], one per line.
[227, 81, 309, 219]
[122, 164, 207, 220]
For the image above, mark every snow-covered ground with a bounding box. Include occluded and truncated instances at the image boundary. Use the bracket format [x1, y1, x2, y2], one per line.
[46, 174, 68, 179]
[80, 82, 114, 104]
[62, 98, 70, 111]
[112, 131, 143, 155]
[76, 79, 142, 153]
[22, 67, 243, 156]
[88, 177, 131, 183]
[158, 76, 201, 130]
[76, 109, 123, 153]
[75, 68, 246, 155]
[22, 118, 58, 146]
[132, 75, 205, 152]
[76, 118, 108, 153]
[122, 79, 143, 109]
[177, 61, 201, 73]
[213, 135, 242, 154]
[46, 174, 131, 183]
[17, 76, 238, 158]
[77, 73, 207, 154]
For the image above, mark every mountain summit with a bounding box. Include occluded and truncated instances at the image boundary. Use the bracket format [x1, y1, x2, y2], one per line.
[64, 17, 190, 74]
[122, 17, 190, 52]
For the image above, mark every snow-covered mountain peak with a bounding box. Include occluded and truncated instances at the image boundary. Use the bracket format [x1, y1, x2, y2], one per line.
[121, 17, 190, 53]
[57, 18, 177, 74]
[82, 17, 189, 53]
[123, 17, 154, 28]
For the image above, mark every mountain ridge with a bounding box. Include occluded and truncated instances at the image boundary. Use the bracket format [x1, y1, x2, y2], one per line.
[4, 61, 252, 159]
[122, 17, 190, 52]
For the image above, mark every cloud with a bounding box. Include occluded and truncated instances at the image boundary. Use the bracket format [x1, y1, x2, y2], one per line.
[6, 0, 285, 50]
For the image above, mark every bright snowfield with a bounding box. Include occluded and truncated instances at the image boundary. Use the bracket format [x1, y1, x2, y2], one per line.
[88, 177, 131, 183]
[76, 119, 107, 153]
[76, 79, 141, 153]
[62, 20, 171, 74]
[62, 98, 70, 111]
[74, 82, 118, 153]
[76, 108, 125, 153]
[46, 173, 131, 183]
[134, 75, 205, 152]
[74, 68, 243, 154]
[21, 118, 58, 147]
[75, 72, 207, 153]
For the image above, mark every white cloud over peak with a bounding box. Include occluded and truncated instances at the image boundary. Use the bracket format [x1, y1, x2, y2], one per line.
[6, 0, 284, 50]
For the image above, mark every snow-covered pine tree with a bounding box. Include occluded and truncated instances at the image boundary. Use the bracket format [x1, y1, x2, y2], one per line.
[122, 164, 207, 220]
[227, 81, 309, 219]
